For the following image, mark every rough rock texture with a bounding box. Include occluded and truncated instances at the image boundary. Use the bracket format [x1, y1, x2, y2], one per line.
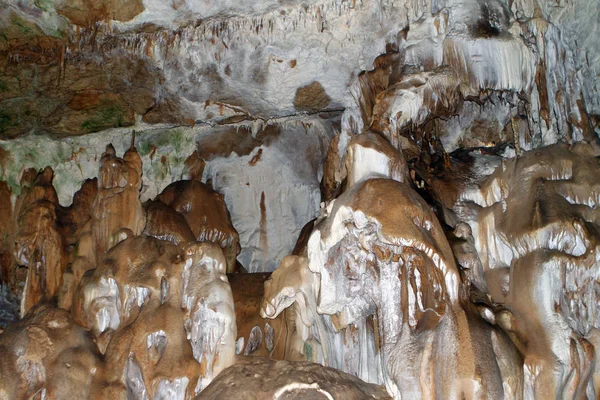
[198, 357, 391, 400]
[0, 0, 597, 140]
[0, 284, 19, 329]
[0, 304, 100, 399]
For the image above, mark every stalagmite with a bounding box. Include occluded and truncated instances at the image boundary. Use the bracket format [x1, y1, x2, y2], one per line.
[58, 178, 99, 311]
[15, 167, 66, 316]
[92, 144, 146, 259]
[261, 255, 383, 383]
[345, 132, 409, 186]
[70, 237, 237, 397]
[308, 177, 522, 398]
[181, 242, 237, 391]
[156, 181, 239, 273]
[261, 256, 330, 366]
[455, 143, 600, 397]
[0, 304, 100, 399]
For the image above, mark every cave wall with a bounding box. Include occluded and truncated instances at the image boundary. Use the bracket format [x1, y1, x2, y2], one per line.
[1, 0, 597, 137]
[1, 0, 598, 274]
[0, 118, 334, 272]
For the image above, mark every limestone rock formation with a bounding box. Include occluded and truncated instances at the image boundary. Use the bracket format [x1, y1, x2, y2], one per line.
[228, 272, 290, 359]
[455, 143, 600, 397]
[0, 304, 100, 399]
[92, 144, 145, 258]
[181, 242, 237, 391]
[0, 182, 16, 290]
[142, 200, 196, 247]
[72, 237, 236, 396]
[0, 0, 598, 398]
[58, 178, 99, 311]
[198, 357, 391, 400]
[307, 178, 519, 398]
[156, 181, 239, 272]
[14, 167, 65, 316]
[261, 255, 383, 384]
[261, 256, 330, 365]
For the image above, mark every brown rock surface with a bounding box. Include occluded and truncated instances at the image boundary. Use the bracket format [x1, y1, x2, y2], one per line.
[197, 357, 391, 400]
[157, 180, 239, 272]
[0, 304, 100, 399]
[71, 237, 237, 395]
[228, 272, 288, 359]
[57, 179, 99, 311]
[14, 167, 66, 316]
[0, 182, 16, 288]
[92, 144, 145, 258]
[455, 143, 600, 397]
[142, 199, 196, 246]
[57, 0, 144, 26]
[293, 81, 332, 113]
[60, 178, 98, 255]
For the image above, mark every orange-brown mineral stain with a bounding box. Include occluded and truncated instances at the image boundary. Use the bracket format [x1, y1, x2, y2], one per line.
[249, 149, 263, 166]
[259, 192, 268, 260]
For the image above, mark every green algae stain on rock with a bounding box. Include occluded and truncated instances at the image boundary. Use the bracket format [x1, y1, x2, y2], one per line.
[80, 100, 133, 133]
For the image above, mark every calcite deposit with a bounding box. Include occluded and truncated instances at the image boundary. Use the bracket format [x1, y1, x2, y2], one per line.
[0, 304, 100, 399]
[306, 140, 523, 397]
[15, 167, 65, 316]
[92, 143, 145, 257]
[156, 181, 239, 272]
[0, 0, 599, 398]
[72, 237, 236, 396]
[454, 143, 600, 397]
